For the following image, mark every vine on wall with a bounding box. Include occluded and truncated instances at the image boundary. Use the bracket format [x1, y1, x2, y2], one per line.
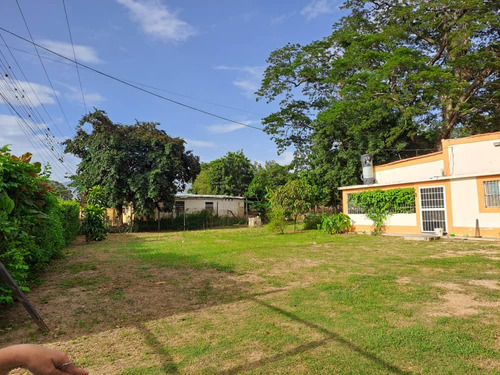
[349, 188, 415, 235]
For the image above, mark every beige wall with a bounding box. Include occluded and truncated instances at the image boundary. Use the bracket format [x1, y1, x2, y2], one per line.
[375, 160, 444, 184]
[349, 213, 418, 227]
[446, 139, 500, 177]
[450, 178, 500, 229]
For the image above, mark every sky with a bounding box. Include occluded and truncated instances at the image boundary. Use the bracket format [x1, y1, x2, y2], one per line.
[0, 0, 345, 183]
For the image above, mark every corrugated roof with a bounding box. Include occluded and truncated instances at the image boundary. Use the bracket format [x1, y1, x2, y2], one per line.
[175, 193, 245, 200]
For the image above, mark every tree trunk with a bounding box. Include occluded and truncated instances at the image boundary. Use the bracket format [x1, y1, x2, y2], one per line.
[116, 205, 123, 227]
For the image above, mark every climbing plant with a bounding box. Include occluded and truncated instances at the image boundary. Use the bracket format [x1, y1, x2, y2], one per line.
[349, 188, 415, 235]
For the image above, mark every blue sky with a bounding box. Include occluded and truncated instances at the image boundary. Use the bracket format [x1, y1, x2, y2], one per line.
[0, 0, 345, 182]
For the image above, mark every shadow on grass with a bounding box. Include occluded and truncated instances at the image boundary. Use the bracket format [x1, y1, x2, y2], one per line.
[219, 297, 409, 375]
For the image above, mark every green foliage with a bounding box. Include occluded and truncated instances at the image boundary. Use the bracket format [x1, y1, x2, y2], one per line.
[0, 146, 72, 304]
[270, 180, 314, 231]
[58, 200, 80, 245]
[81, 186, 108, 242]
[318, 213, 351, 235]
[134, 210, 245, 232]
[266, 205, 287, 234]
[257, 0, 499, 204]
[188, 167, 214, 195]
[46, 180, 73, 200]
[64, 110, 200, 221]
[303, 212, 322, 230]
[204, 150, 255, 197]
[246, 161, 290, 222]
[349, 188, 415, 235]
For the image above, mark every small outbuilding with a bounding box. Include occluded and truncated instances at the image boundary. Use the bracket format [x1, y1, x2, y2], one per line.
[339, 132, 500, 237]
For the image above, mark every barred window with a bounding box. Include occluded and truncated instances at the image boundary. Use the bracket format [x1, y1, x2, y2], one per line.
[347, 194, 363, 214]
[484, 180, 500, 207]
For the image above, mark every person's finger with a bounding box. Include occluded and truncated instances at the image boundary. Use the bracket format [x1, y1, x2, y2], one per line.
[61, 364, 89, 375]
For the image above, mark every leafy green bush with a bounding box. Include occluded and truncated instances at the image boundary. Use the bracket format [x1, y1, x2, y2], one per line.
[318, 213, 351, 234]
[58, 200, 80, 245]
[0, 146, 71, 304]
[303, 212, 322, 230]
[267, 205, 287, 234]
[81, 186, 108, 242]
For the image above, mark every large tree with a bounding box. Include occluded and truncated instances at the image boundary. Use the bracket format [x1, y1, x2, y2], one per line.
[258, 0, 499, 204]
[190, 150, 255, 197]
[63, 110, 200, 223]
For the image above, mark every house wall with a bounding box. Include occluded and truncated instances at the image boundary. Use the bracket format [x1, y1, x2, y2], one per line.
[444, 136, 500, 177]
[375, 160, 444, 184]
[343, 176, 500, 237]
[175, 198, 245, 218]
[450, 176, 500, 237]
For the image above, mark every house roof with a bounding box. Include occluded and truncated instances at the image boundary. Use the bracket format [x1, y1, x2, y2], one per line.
[175, 193, 245, 200]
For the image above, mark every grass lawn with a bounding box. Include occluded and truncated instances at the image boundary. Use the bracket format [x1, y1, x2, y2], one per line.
[1, 227, 499, 374]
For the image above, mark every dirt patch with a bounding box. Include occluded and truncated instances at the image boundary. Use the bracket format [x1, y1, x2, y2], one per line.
[432, 282, 464, 291]
[396, 277, 411, 284]
[430, 249, 500, 258]
[428, 292, 500, 317]
[468, 279, 500, 290]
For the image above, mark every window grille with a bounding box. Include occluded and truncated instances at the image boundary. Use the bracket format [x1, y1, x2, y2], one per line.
[483, 180, 500, 207]
[419, 186, 447, 232]
[347, 194, 363, 214]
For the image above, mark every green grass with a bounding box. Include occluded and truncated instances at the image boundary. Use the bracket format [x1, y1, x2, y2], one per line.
[1, 227, 499, 374]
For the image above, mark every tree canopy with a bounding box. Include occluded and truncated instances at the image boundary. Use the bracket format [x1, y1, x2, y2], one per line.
[258, 0, 499, 204]
[63, 110, 200, 222]
[46, 180, 73, 201]
[189, 150, 255, 197]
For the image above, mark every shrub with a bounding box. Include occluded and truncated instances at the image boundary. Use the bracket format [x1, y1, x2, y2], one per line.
[319, 213, 351, 235]
[303, 212, 322, 230]
[267, 205, 287, 234]
[58, 200, 80, 245]
[0, 146, 69, 304]
[81, 204, 107, 242]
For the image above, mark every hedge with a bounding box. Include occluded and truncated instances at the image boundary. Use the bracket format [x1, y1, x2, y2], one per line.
[0, 147, 80, 304]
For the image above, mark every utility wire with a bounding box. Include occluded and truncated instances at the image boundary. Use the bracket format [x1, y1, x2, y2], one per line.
[0, 26, 265, 132]
[15, 0, 74, 133]
[0, 42, 266, 117]
[0, 34, 66, 138]
[61, 0, 87, 113]
[0, 64, 72, 172]
[0, 43, 78, 169]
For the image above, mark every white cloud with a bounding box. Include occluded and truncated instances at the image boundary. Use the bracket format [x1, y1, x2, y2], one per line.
[206, 121, 254, 134]
[185, 139, 216, 148]
[271, 11, 296, 25]
[38, 39, 102, 64]
[116, 0, 196, 42]
[0, 79, 56, 106]
[214, 65, 265, 98]
[276, 151, 294, 166]
[57, 81, 105, 107]
[301, 0, 333, 20]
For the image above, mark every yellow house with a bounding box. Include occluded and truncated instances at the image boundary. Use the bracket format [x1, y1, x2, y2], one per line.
[339, 132, 500, 237]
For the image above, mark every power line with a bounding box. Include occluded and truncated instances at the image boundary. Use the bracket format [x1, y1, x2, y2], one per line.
[61, 0, 87, 113]
[15, 0, 74, 133]
[0, 42, 266, 117]
[0, 41, 78, 170]
[0, 34, 66, 138]
[0, 26, 265, 132]
[0, 48, 77, 172]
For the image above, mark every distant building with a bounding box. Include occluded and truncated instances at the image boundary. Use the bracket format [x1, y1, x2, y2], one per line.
[339, 132, 500, 237]
[107, 194, 246, 225]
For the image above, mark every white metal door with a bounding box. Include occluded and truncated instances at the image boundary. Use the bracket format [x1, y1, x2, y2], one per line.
[419, 186, 447, 233]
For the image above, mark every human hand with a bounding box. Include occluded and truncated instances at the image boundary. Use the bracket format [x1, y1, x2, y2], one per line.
[16, 344, 88, 375]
